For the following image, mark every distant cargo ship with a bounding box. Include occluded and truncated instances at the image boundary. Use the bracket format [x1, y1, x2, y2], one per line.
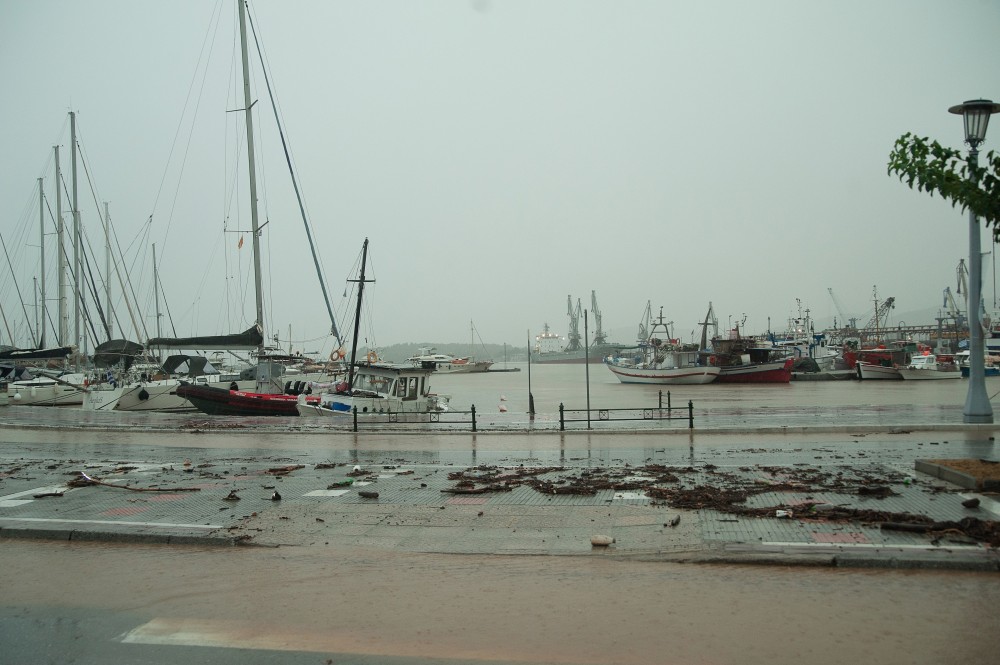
[532, 291, 625, 364]
[532, 341, 629, 364]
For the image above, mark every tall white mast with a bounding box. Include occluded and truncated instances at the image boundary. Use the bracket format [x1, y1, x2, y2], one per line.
[70, 111, 81, 355]
[153, 243, 162, 338]
[54, 145, 67, 346]
[38, 177, 46, 347]
[104, 201, 112, 339]
[238, 0, 264, 358]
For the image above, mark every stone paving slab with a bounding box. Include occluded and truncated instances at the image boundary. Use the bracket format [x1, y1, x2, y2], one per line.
[1, 424, 1000, 570]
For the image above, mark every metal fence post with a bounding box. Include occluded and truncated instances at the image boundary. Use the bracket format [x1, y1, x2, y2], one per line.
[352, 406, 358, 432]
[471, 404, 477, 432]
[688, 400, 693, 429]
[559, 402, 565, 431]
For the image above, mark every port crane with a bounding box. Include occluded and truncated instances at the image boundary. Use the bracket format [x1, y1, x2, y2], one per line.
[827, 288, 857, 329]
[565, 295, 582, 352]
[591, 290, 607, 345]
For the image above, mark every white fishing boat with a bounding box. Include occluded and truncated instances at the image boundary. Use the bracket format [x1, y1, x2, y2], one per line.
[897, 352, 961, 380]
[296, 361, 449, 417]
[856, 361, 902, 380]
[605, 307, 720, 385]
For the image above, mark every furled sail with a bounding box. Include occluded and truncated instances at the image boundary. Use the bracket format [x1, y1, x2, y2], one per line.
[146, 325, 264, 351]
[0, 346, 73, 361]
[93, 339, 145, 369]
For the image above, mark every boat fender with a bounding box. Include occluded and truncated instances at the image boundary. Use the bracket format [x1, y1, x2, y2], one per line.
[138, 388, 149, 401]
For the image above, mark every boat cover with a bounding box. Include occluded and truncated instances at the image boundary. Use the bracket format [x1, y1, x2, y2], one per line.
[146, 325, 264, 350]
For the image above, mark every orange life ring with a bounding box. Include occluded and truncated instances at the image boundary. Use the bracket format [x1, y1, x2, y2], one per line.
[366, 351, 378, 363]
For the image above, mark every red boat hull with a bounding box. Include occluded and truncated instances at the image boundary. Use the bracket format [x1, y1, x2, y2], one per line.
[716, 358, 793, 384]
[176, 384, 319, 416]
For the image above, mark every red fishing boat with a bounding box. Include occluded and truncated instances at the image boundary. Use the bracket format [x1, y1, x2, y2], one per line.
[702, 325, 793, 384]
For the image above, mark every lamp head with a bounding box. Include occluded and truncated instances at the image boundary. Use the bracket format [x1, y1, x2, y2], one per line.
[948, 99, 1000, 147]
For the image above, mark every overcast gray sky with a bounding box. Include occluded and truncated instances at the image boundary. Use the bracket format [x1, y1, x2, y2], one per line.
[2, 0, 999, 355]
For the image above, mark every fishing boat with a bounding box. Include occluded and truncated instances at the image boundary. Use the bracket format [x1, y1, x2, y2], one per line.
[956, 350, 1000, 377]
[702, 324, 792, 383]
[852, 341, 912, 380]
[897, 351, 961, 380]
[605, 307, 719, 385]
[297, 239, 450, 418]
[296, 361, 448, 417]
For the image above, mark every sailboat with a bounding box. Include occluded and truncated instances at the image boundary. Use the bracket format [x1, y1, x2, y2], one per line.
[175, 0, 341, 416]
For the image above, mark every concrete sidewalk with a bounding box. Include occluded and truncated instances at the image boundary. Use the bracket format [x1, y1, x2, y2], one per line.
[1, 421, 999, 571]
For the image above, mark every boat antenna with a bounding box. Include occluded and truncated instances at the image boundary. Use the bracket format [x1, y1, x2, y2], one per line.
[346, 238, 373, 389]
[245, 6, 342, 347]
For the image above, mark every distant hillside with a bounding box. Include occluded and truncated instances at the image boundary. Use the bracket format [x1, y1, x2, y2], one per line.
[374, 343, 526, 363]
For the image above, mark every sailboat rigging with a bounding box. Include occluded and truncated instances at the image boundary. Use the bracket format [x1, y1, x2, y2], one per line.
[174, 0, 342, 416]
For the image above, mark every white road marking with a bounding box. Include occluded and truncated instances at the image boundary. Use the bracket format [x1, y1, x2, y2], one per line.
[0, 517, 222, 529]
[304, 489, 349, 497]
[0, 486, 72, 508]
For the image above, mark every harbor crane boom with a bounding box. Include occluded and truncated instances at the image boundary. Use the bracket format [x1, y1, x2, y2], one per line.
[827, 288, 857, 329]
[860, 287, 894, 343]
[565, 295, 582, 352]
[591, 290, 607, 345]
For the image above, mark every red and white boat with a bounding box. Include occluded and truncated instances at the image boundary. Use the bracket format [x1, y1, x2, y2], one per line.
[702, 324, 793, 384]
[849, 341, 913, 380]
[716, 357, 793, 383]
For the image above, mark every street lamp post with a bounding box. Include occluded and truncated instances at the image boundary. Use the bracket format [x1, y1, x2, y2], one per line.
[949, 98, 1000, 424]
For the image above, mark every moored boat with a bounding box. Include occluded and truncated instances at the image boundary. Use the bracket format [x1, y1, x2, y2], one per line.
[703, 327, 793, 384]
[898, 351, 960, 380]
[605, 307, 719, 385]
[296, 361, 448, 417]
[406, 348, 492, 373]
[7, 372, 87, 406]
[177, 382, 320, 416]
[855, 361, 902, 380]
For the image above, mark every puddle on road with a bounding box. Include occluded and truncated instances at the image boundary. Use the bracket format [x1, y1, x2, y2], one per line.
[3, 539, 999, 664]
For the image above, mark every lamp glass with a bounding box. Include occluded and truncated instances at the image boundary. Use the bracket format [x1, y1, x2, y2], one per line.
[964, 109, 991, 143]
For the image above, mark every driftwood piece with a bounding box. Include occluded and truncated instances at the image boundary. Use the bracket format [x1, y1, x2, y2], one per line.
[266, 465, 305, 476]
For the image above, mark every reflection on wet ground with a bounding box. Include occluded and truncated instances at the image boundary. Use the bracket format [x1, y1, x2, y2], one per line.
[3, 539, 999, 664]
